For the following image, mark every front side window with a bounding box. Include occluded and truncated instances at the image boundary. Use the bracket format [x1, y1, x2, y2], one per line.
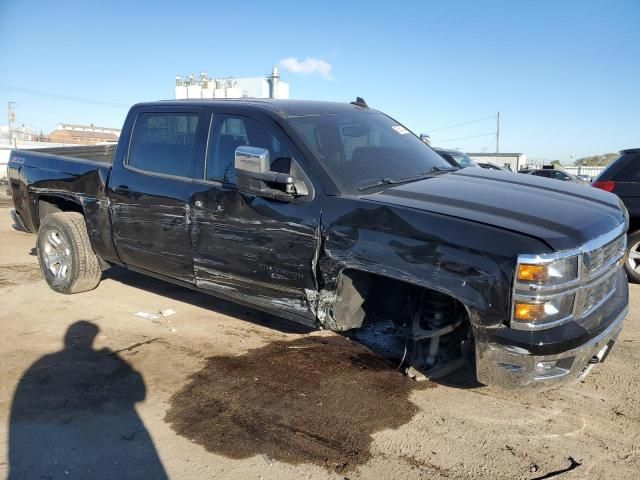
[288, 112, 453, 194]
[128, 112, 199, 177]
[206, 115, 292, 184]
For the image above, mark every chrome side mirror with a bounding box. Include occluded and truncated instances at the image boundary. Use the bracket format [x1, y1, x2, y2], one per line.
[234, 146, 296, 201]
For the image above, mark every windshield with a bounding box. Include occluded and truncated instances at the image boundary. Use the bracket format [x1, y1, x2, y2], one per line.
[288, 112, 454, 194]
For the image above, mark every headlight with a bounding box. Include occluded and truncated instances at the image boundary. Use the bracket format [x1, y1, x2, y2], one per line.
[512, 223, 626, 331]
[619, 198, 629, 230]
[516, 255, 579, 287]
[512, 252, 580, 331]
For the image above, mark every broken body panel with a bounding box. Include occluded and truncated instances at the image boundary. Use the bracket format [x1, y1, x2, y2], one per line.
[7, 99, 629, 389]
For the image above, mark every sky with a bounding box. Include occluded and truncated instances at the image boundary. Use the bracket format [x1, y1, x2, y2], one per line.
[0, 0, 638, 163]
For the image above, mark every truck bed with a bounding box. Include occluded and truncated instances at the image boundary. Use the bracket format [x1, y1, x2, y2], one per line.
[7, 148, 113, 236]
[25, 144, 116, 164]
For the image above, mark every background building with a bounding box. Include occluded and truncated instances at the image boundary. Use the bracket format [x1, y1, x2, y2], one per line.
[175, 67, 289, 100]
[0, 124, 42, 142]
[467, 152, 527, 171]
[49, 123, 120, 145]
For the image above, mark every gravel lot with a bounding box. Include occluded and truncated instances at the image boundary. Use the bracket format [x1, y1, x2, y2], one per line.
[0, 204, 639, 479]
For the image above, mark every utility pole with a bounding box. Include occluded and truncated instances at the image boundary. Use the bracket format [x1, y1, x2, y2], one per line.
[496, 111, 500, 154]
[7, 102, 16, 145]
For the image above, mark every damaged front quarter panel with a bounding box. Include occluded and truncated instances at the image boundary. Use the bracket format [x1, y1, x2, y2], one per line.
[314, 195, 550, 337]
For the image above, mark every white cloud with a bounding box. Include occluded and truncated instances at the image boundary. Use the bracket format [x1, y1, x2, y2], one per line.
[278, 57, 333, 80]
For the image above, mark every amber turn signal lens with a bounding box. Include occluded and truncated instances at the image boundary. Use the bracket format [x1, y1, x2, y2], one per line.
[517, 264, 548, 282]
[513, 302, 545, 322]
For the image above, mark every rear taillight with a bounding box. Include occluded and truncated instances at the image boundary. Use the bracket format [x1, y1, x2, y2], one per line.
[592, 181, 615, 192]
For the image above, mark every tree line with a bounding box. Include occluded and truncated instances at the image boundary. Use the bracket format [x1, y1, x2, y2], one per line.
[574, 153, 618, 166]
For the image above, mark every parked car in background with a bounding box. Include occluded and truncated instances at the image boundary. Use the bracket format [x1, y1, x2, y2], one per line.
[527, 169, 587, 184]
[592, 148, 640, 283]
[577, 174, 592, 183]
[433, 148, 479, 169]
[478, 162, 512, 172]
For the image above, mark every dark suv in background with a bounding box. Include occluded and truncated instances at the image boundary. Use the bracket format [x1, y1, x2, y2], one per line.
[593, 148, 640, 283]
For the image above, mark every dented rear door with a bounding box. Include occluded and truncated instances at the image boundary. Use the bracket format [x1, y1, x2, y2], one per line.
[108, 106, 208, 282]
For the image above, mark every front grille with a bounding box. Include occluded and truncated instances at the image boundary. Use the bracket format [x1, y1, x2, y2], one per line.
[575, 233, 625, 319]
[580, 270, 618, 317]
[584, 235, 626, 277]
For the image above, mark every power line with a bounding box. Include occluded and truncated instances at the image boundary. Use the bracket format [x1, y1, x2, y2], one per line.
[480, 135, 497, 152]
[0, 85, 128, 108]
[427, 115, 496, 133]
[431, 132, 496, 143]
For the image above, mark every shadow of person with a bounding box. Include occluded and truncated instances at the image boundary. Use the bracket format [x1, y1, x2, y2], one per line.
[8, 321, 168, 480]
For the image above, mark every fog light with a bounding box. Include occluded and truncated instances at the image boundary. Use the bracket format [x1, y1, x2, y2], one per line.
[513, 295, 575, 325]
[533, 357, 574, 379]
[514, 302, 545, 321]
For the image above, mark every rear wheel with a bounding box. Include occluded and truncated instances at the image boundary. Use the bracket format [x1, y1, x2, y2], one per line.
[37, 212, 102, 294]
[625, 230, 640, 284]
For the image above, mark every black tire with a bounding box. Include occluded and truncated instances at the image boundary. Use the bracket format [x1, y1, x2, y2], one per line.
[36, 212, 101, 294]
[624, 230, 640, 284]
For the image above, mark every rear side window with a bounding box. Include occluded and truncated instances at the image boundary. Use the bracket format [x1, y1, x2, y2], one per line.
[205, 115, 291, 184]
[613, 153, 640, 182]
[128, 112, 199, 177]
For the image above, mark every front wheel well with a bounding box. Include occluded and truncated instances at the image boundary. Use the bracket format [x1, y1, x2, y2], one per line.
[330, 269, 473, 380]
[330, 269, 470, 332]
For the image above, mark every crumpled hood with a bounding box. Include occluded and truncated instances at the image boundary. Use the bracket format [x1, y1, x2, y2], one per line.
[366, 168, 625, 251]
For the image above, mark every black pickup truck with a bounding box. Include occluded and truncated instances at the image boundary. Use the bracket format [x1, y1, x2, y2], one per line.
[7, 99, 629, 389]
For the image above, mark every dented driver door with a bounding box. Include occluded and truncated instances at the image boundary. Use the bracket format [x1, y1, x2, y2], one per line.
[190, 112, 322, 323]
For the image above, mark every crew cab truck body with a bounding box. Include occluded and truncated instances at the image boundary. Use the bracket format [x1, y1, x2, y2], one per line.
[7, 99, 629, 389]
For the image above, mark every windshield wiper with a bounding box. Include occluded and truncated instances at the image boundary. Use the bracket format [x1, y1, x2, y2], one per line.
[357, 177, 396, 191]
[357, 166, 457, 192]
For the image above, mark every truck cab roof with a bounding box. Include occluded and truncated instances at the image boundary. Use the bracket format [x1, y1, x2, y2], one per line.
[134, 99, 371, 118]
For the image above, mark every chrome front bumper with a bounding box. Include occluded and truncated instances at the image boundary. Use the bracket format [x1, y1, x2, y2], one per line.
[476, 305, 627, 390]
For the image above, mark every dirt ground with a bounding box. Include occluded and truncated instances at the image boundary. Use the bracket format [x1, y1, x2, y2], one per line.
[0, 203, 639, 480]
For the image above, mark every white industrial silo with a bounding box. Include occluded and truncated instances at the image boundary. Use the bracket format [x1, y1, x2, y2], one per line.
[225, 87, 241, 98]
[187, 84, 202, 99]
[174, 70, 290, 100]
[175, 75, 188, 99]
[200, 72, 213, 98]
[212, 78, 224, 98]
[202, 86, 214, 99]
[224, 78, 241, 98]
